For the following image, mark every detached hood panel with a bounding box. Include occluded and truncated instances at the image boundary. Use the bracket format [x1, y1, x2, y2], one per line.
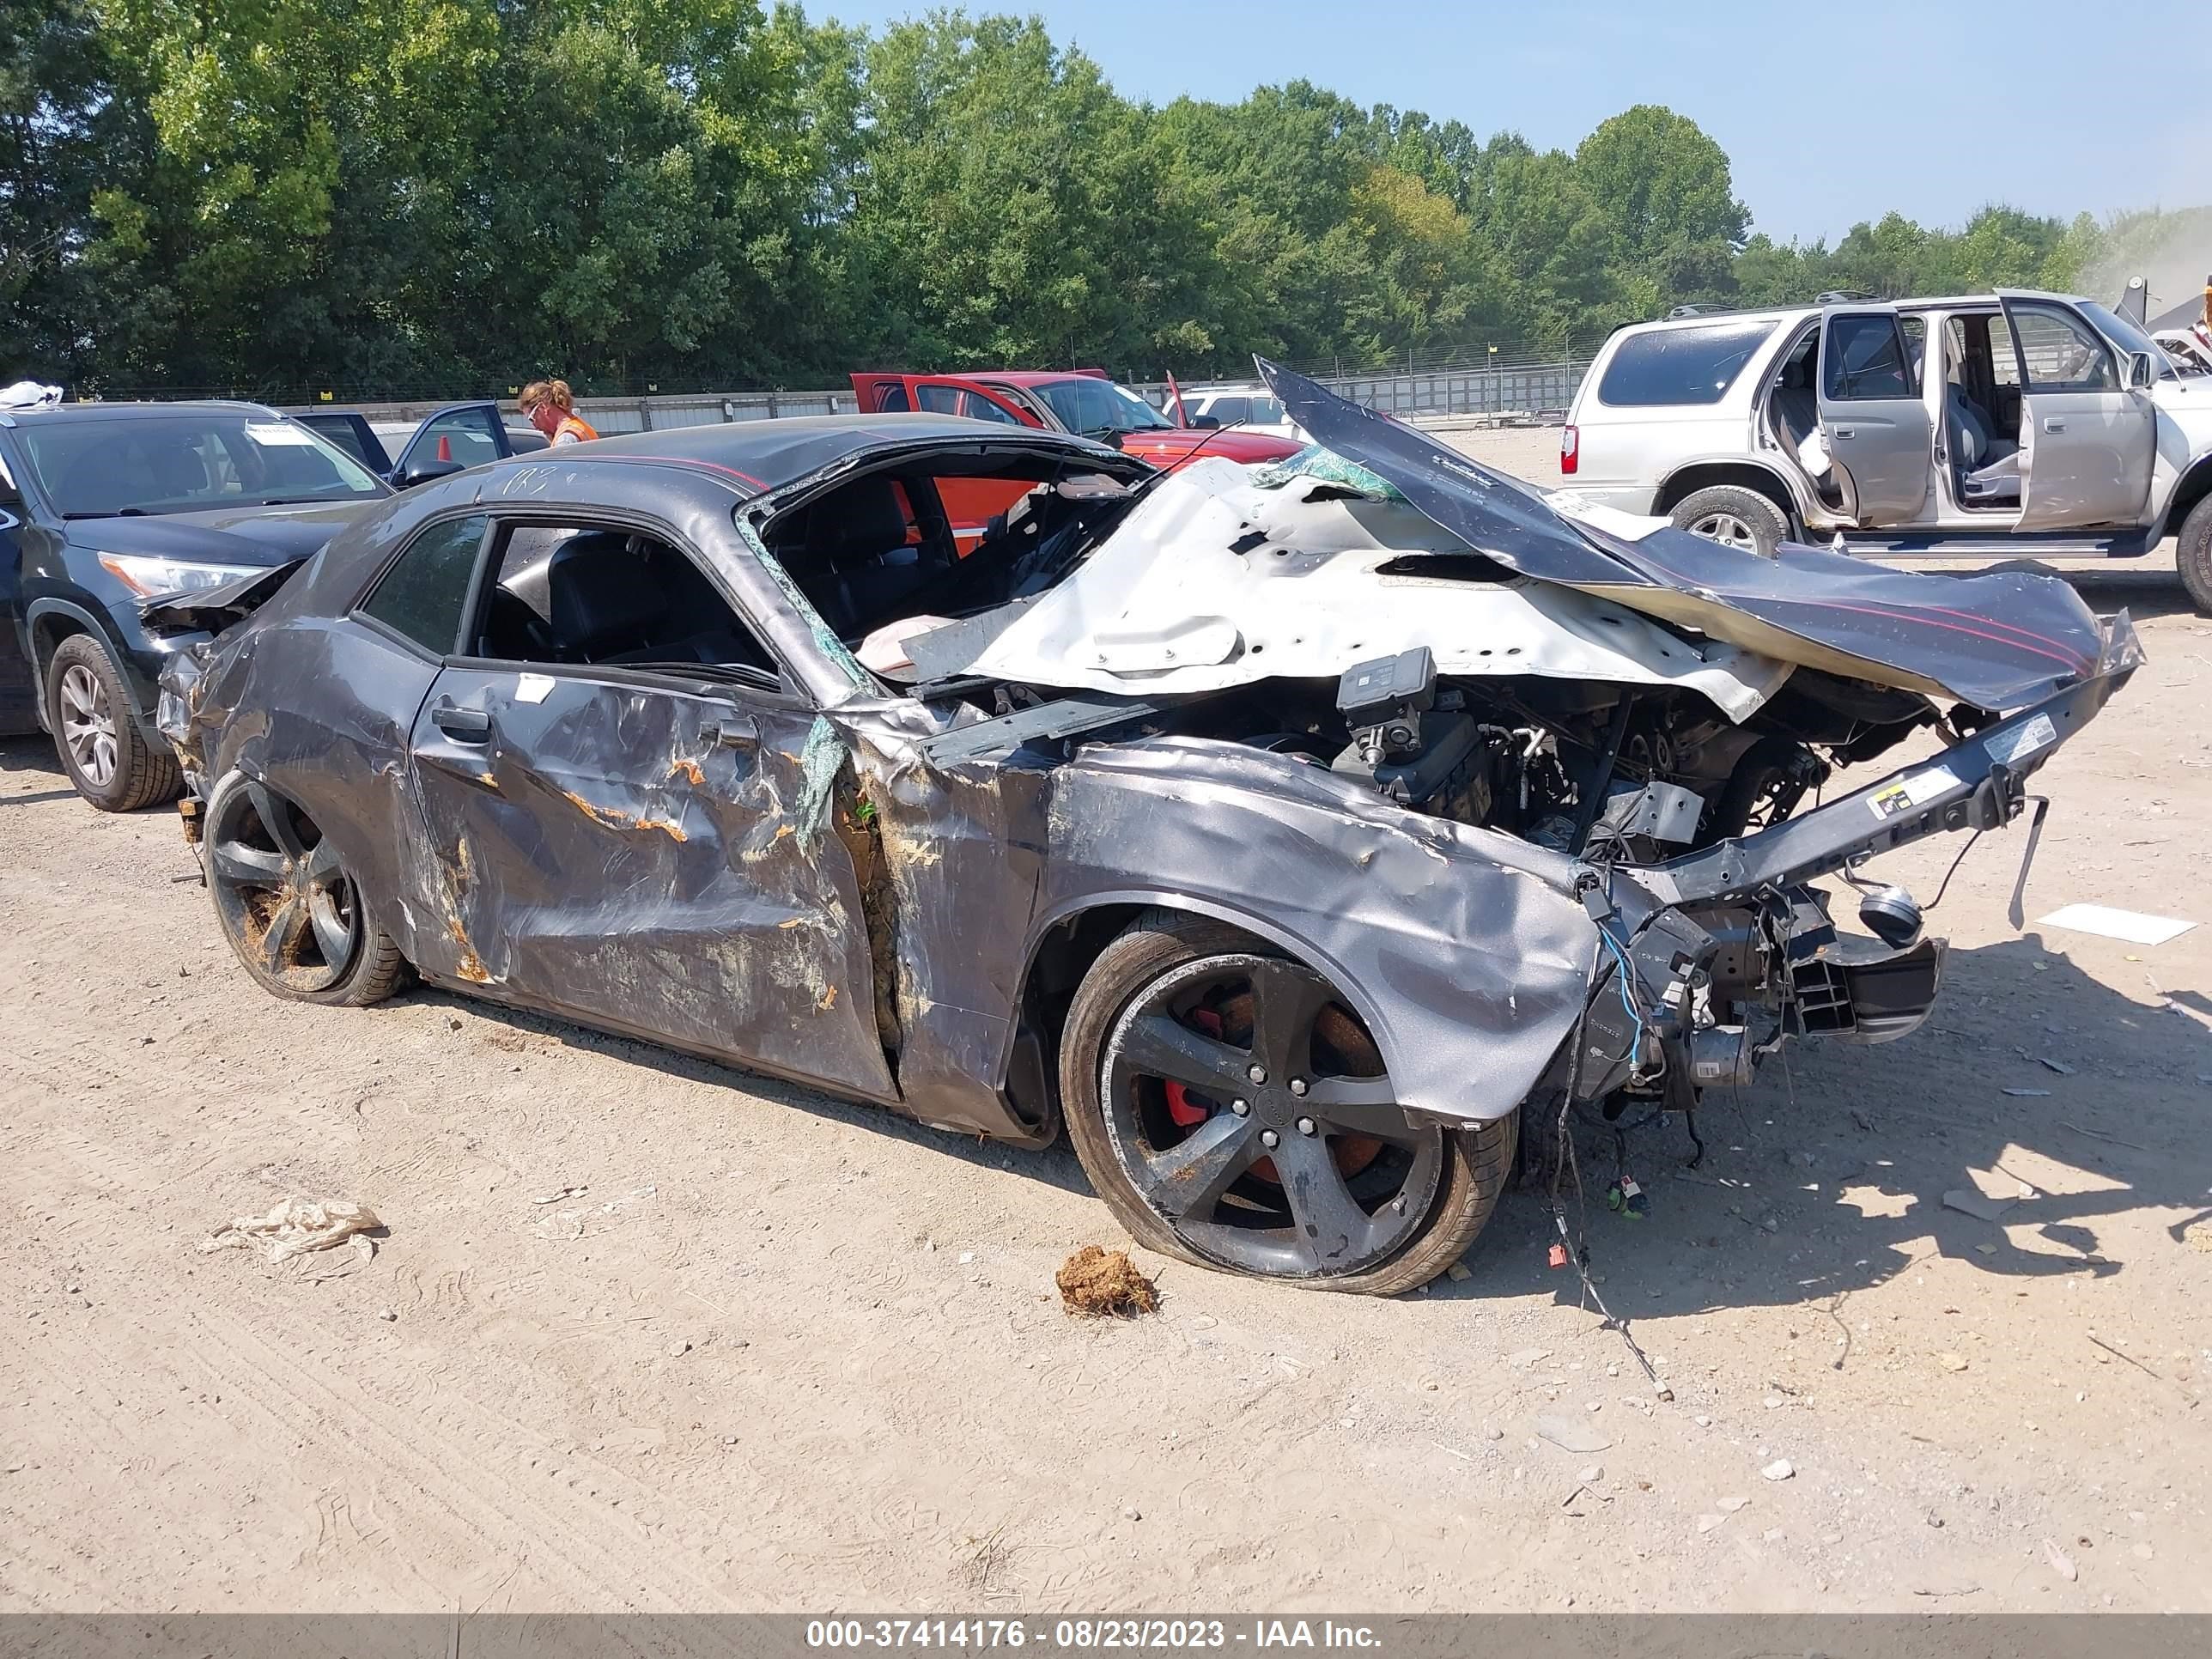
[945, 456, 1794, 720]
[1261, 360, 2109, 711]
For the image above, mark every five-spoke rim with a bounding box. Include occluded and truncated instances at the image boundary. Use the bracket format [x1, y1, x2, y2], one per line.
[208, 779, 362, 991]
[1687, 509, 1759, 552]
[1101, 952, 1442, 1279]
[58, 663, 118, 787]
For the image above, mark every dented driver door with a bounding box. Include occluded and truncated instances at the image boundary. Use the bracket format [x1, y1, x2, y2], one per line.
[403, 660, 900, 1103]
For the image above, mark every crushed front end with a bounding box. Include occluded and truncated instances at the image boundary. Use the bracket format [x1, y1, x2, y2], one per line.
[1540, 613, 2140, 1121]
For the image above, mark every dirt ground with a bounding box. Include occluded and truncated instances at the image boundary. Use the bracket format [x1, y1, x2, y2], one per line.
[3, 429, 2209, 1614]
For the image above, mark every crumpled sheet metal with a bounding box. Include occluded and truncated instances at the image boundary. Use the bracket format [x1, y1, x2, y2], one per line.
[1259, 359, 2112, 712]
[1033, 735, 1601, 1126]
[400, 667, 900, 1104]
[953, 457, 1792, 721]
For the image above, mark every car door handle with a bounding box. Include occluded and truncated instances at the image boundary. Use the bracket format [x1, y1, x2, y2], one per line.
[432, 702, 492, 743]
[2043, 417, 2067, 434]
[1832, 427, 1856, 440]
[703, 714, 757, 750]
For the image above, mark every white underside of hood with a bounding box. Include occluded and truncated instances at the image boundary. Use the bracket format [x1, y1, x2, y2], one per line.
[962, 458, 1795, 722]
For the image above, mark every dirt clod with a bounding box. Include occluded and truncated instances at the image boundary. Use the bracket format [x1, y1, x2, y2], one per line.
[1055, 1246, 1158, 1318]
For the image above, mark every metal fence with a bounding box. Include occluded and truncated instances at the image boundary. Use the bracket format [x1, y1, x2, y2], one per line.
[276, 388, 855, 433]
[1322, 360, 1587, 421]
[277, 360, 1589, 433]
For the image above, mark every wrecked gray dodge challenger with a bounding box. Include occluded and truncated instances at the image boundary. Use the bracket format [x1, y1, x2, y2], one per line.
[156, 363, 2137, 1294]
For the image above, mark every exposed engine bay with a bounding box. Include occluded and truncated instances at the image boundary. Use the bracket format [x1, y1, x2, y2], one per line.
[739, 362, 2135, 1145]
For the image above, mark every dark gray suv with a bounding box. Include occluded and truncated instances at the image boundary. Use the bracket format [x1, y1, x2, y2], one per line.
[0, 401, 392, 809]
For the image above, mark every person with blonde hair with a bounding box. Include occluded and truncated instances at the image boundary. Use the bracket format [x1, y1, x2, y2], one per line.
[518, 379, 599, 447]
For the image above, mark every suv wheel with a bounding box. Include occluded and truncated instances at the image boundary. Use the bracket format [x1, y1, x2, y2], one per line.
[2178, 494, 2212, 618]
[1670, 484, 1790, 558]
[44, 632, 182, 811]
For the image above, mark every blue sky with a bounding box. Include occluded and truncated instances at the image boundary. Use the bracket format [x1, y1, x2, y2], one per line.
[817, 0, 2205, 245]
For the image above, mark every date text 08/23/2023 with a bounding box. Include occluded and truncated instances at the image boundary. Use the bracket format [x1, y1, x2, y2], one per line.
[805, 1620, 1382, 1650]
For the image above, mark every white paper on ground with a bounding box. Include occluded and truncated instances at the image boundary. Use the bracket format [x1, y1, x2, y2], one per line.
[2035, 903, 2197, 946]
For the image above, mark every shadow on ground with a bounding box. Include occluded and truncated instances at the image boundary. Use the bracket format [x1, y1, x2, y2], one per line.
[1435, 931, 2212, 1318]
[403, 923, 2211, 1312]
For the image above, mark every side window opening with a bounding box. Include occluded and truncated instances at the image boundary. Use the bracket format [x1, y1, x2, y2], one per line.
[2008, 303, 2119, 395]
[878, 385, 911, 413]
[1822, 314, 1913, 401]
[1899, 316, 1926, 392]
[467, 520, 781, 684]
[404, 407, 501, 471]
[759, 457, 1138, 674]
[359, 514, 489, 654]
[958, 391, 1021, 425]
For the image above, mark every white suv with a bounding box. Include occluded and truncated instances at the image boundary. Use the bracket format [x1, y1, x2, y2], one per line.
[1557, 290, 2212, 613]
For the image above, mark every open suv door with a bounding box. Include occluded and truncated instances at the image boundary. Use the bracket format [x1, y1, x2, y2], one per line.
[1998, 292, 2157, 530]
[1817, 302, 1933, 525]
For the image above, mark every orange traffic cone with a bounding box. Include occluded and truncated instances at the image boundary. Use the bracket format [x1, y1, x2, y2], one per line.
[436, 434, 452, 463]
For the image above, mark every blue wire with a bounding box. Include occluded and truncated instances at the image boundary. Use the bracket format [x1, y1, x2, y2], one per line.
[1594, 921, 1649, 1057]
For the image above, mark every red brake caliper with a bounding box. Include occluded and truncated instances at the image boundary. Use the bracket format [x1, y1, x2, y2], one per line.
[1163, 1007, 1222, 1127]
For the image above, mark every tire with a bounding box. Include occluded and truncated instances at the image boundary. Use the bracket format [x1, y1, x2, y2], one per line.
[1059, 909, 1515, 1295]
[202, 769, 409, 1006]
[1669, 483, 1790, 558]
[2178, 493, 2212, 618]
[44, 632, 182, 811]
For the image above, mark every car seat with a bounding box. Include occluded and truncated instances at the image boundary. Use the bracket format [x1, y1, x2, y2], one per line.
[1946, 386, 2021, 507]
[765, 475, 945, 642]
[544, 532, 671, 660]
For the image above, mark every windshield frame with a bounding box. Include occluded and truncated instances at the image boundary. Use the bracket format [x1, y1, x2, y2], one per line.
[15, 410, 391, 520]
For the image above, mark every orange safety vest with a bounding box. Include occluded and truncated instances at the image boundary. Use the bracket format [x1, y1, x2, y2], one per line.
[550, 413, 599, 445]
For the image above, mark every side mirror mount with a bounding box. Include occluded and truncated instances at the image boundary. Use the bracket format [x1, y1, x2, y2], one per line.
[393, 457, 465, 490]
[1189, 414, 1221, 429]
[2130, 351, 2157, 390]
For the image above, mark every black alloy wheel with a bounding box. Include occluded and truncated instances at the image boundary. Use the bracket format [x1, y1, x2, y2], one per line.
[204, 772, 406, 1005]
[1098, 951, 1445, 1279]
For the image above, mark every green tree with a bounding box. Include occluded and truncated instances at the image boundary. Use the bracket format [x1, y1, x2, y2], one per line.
[1574, 105, 1747, 301]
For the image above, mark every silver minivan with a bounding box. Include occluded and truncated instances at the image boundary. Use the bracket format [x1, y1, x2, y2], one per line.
[1557, 290, 2212, 613]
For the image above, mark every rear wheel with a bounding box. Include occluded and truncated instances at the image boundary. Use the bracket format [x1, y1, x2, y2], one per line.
[1669, 484, 1790, 558]
[204, 769, 407, 1006]
[1060, 912, 1514, 1295]
[44, 633, 181, 811]
[2177, 494, 2212, 618]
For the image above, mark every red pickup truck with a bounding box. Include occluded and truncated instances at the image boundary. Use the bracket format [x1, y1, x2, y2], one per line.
[849, 369, 1304, 468]
[848, 368, 1306, 554]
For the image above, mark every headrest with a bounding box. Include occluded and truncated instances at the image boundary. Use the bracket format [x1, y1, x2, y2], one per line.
[545, 532, 665, 650]
[772, 475, 912, 566]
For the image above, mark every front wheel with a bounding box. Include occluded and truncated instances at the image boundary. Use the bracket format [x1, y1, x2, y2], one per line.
[204, 769, 409, 1006]
[1669, 484, 1790, 558]
[44, 632, 182, 811]
[2177, 494, 2212, 618]
[1060, 911, 1514, 1295]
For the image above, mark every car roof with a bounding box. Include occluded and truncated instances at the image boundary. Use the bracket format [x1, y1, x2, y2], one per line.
[1, 398, 277, 424]
[527, 410, 1122, 495]
[962, 370, 1115, 387]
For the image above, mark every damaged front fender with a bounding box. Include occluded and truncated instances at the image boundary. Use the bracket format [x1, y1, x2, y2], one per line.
[1029, 736, 1599, 1127]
